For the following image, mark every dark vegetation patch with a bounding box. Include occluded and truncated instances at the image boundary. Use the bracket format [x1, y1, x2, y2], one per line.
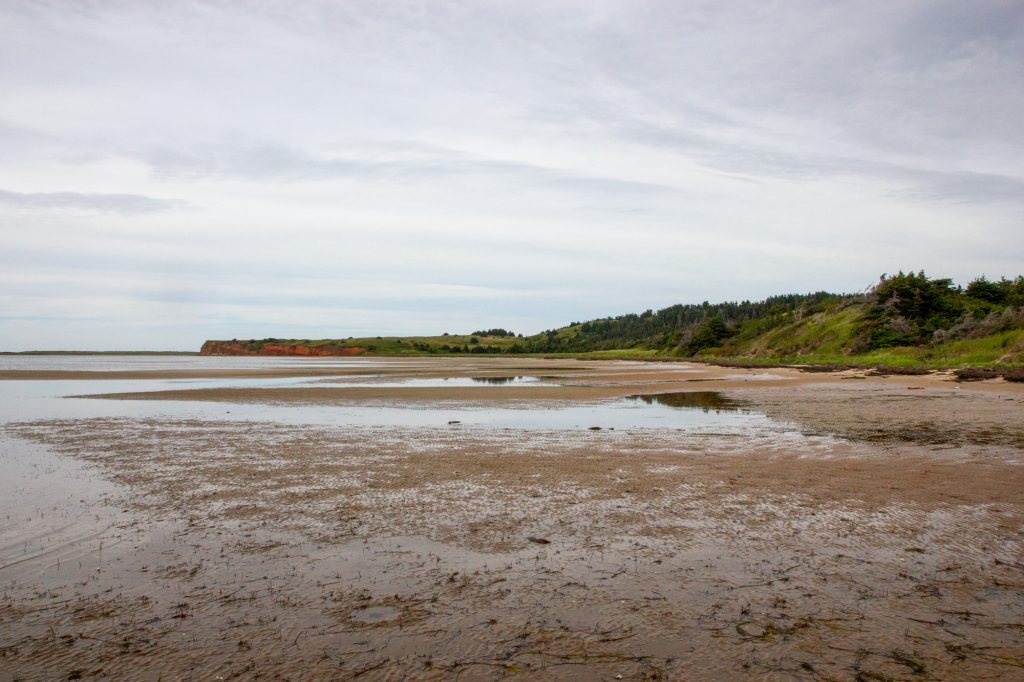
[518, 292, 844, 354]
[855, 272, 1024, 351]
[865, 366, 933, 376]
[470, 328, 520, 337]
[955, 367, 1001, 382]
[953, 366, 1024, 382]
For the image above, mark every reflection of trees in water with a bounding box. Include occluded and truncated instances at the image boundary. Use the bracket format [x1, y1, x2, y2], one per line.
[631, 391, 750, 413]
[471, 376, 526, 385]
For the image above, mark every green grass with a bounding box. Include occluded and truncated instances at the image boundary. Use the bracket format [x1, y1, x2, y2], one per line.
[905, 329, 1023, 366]
[539, 348, 663, 360]
[207, 314, 1024, 368]
[723, 306, 864, 358]
[206, 329, 1024, 367]
[699, 328, 1024, 368]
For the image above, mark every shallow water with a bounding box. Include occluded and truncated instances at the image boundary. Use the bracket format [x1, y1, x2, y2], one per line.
[0, 354, 413, 371]
[0, 354, 610, 373]
[0, 436, 125, 583]
[315, 375, 558, 387]
[0, 372, 789, 433]
[629, 391, 753, 412]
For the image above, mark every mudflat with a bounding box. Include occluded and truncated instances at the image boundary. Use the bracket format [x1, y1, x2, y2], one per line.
[1, 357, 1022, 680]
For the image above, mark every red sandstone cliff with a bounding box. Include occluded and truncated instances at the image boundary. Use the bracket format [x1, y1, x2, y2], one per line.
[200, 341, 367, 356]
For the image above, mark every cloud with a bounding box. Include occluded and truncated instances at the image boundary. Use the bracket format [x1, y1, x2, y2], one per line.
[0, 189, 184, 214]
[618, 121, 1024, 206]
[885, 169, 1024, 205]
[0, 1, 1022, 350]
[138, 142, 672, 197]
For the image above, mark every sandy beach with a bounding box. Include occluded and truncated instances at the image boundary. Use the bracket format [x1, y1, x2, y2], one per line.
[1, 357, 1022, 680]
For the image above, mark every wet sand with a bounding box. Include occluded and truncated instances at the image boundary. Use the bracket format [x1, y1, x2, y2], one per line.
[1, 358, 1023, 680]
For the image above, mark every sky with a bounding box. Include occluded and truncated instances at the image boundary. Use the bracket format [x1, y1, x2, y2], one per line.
[1, 1, 1022, 350]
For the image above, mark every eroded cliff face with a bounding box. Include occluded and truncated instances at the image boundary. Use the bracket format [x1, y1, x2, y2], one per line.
[199, 341, 367, 356]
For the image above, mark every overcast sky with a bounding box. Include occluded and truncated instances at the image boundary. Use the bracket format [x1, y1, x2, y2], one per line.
[1, 1, 1022, 350]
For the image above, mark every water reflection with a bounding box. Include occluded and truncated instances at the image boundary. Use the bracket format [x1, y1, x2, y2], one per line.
[319, 376, 552, 387]
[0, 354, 791, 436]
[0, 380, 777, 432]
[629, 391, 751, 413]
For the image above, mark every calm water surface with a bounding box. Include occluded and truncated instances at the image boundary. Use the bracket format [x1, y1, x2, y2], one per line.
[0, 355, 791, 433]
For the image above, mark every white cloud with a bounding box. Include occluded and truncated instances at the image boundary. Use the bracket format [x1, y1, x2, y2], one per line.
[0, 188, 183, 213]
[0, 0, 1021, 350]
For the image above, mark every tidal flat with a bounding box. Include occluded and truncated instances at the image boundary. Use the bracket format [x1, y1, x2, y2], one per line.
[1, 357, 1022, 680]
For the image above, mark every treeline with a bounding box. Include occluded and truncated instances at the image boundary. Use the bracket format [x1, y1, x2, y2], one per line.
[470, 328, 520, 337]
[510, 291, 844, 354]
[432, 344, 505, 354]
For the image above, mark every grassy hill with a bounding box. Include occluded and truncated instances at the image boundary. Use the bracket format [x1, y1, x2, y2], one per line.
[696, 299, 1024, 367]
[547, 272, 1024, 367]
[205, 272, 1024, 368]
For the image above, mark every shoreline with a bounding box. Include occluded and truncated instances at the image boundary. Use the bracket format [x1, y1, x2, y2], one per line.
[4, 348, 1022, 378]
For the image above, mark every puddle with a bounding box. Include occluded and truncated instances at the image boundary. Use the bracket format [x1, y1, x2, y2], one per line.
[471, 376, 540, 385]
[628, 391, 752, 412]
[315, 376, 556, 387]
[350, 605, 403, 623]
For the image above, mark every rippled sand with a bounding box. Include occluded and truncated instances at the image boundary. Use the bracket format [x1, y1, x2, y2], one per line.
[1, 358, 1023, 680]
